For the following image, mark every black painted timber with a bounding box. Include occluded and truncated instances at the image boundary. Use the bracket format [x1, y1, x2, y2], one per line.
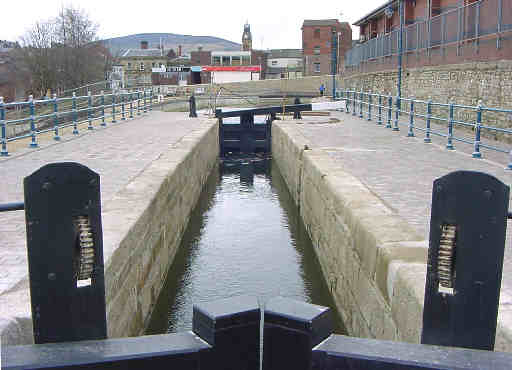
[2, 332, 211, 370]
[215, 104, 313, 118]
[312, 334, 512, 369]
[0, 202, 24, 212]
[263, 297, 332, 370]
[193, 295, 260, 370]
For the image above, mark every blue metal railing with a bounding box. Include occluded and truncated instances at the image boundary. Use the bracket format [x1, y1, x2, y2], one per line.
[339, 89, 512, 169]
[0, 89, 154, 156]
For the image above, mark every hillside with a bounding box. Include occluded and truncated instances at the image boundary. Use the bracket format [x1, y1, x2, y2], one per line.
[102, 33, 241, 55]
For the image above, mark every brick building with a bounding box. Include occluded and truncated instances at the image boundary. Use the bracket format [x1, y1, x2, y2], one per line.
[302, 19, 352, 76]
[346, 0, 511, 74]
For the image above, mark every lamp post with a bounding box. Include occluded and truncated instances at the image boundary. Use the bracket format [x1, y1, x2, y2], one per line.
[332, 29, 338, 100]
[397, 0, 405, 110]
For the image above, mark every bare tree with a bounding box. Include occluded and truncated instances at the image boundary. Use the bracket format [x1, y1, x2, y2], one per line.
[17, 5, 112, 97]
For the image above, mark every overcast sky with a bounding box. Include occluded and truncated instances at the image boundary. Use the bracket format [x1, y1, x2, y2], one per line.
[2, 0, 385, 49]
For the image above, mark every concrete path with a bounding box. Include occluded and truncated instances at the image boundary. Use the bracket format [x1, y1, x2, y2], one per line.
[0, 111, 207, 297]
[279, 111, 512, 297]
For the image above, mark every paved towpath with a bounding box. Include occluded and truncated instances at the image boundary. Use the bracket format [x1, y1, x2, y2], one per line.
[0, 111, 207, 296]
[280, 110, 512, 296]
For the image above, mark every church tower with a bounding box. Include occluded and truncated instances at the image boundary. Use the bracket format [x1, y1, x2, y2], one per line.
[242, 22, 252, 51]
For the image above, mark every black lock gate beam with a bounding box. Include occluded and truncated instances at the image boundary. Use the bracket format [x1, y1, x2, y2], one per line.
[24, 162, 107, 344]
[422, 170, 509, 350]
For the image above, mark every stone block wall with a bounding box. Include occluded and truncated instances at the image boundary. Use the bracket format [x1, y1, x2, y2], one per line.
[102, 121, 218, 338]
[338, 60, 512, 141]
[272, 121, 512, 351]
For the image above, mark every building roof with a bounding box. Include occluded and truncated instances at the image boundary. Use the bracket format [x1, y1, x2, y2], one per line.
[267, 49, 302, 59]
[121, 48, 164, 58]
[302, 19, 351, 30]
[353, 0, 397, 26]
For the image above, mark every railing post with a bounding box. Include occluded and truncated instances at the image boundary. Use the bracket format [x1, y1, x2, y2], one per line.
[112, 93, 117, 123]
[129, 92, 134, 119]
[393, 95, 400, 131]
[367, 93, 372, 121]
[446, 103, 455, 150]
[340, 90, 345, 112]
[101, 91, 106, 127]
[408, 98, 415, 137]
[345, 90, 350, 114]
[87, 91, 93, 130]
[53, 94, 60, 141]
[387, 95, 392, 128]
[143, 89, 147, 113]
[359, 90, 363, 118]
[72, 92, 79, 135]
[29, 95, 38, 148]
[424, 100, 432, 143]
[352, 90, 356, 116]
[149, 89, 153, 111]
[0, 96, 8, 156]
[472, 100, 483, 158]
[137, 91, 141, 115]
[377, 94, 383, 125]
[121, 93, 126, 121]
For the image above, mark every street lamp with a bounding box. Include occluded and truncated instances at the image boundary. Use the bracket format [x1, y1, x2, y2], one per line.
[397, 0, 405, 119]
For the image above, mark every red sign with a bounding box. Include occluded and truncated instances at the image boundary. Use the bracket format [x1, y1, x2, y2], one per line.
[201, 65, 261, 72]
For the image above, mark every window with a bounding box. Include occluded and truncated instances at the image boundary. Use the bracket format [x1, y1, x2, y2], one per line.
[213, 56, 221, 65]
[271, 60, 278, 66]
[314, 63, 321, 73]
[314, 46, 320, 55]
[242, 56, 251, 65]
[152, 62, 156, 67]
[232, 56, 241, 66]
[222, 56, 230, 65]
[140, 62, 145, 71]
[127, 62, 131, 68]
[314, 29, 320, 38]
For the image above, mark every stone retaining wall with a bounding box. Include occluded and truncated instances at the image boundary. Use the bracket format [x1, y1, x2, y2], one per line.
[338, 60, 512, 140]
[272, 122, 512, 351]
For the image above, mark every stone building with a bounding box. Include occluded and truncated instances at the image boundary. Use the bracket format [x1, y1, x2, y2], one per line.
[265, 49, 303, 79]
[118, 41, 174, 85]
[302, 19, 353, 76]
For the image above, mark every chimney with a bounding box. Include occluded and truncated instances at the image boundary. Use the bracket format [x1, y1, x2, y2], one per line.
[178, 45, 182, 57]
[141, 41, 148, 49]
[198, 46, 203, 52]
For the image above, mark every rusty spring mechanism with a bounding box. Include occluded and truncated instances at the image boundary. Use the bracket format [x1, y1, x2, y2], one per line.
[438, 224, 457, 290]
[74, 216, 95, 282]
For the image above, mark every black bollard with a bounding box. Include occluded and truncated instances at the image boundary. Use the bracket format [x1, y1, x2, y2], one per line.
[189, 95, 198, 118]
[293, 97, 302, 119]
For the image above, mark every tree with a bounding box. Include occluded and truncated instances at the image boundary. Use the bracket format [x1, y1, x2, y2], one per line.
[17, 6, 113, 97]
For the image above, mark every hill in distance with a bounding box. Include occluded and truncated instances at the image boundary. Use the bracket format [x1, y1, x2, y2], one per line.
[102, 33, 241, 56]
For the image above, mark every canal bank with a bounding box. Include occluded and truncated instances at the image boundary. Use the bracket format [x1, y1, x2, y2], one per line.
[271, 116, 512, 351]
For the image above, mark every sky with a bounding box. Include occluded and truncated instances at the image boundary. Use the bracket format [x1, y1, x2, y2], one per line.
[1, 0, 386, 49]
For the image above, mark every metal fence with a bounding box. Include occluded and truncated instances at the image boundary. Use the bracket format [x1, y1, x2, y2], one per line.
[0, 89, 153, 157]
[345, 0, 511, 71]
[339, 89, 512, 168]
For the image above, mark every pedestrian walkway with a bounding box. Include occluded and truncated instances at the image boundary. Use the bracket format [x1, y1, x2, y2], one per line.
[280, 111, 512, 297]
[0, 111, 207, 298]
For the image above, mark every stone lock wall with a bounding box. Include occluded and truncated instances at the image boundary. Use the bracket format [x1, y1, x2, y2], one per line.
[271, 121, 512, 351]
[102, 121, 219, 338]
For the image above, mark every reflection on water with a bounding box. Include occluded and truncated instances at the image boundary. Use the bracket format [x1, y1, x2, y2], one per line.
[146, 159, 346, 335]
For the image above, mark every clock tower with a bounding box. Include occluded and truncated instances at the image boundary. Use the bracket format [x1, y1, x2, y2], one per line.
[242, 22, 252, 51]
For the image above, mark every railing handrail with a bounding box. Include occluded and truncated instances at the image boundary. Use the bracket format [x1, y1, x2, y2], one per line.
[339, 88, 512, 168]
